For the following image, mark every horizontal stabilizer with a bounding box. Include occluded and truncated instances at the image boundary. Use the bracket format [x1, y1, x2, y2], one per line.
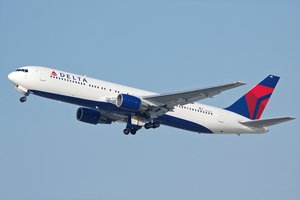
[240, 116, 295, 128]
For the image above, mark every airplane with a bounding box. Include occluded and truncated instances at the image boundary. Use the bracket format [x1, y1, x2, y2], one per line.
[8, 66, 295, 135]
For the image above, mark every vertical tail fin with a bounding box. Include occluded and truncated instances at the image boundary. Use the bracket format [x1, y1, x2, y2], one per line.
[226, 75, 280, 120]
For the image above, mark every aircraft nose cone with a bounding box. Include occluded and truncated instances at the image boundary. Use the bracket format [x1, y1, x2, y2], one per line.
[8, 72, 16, 83]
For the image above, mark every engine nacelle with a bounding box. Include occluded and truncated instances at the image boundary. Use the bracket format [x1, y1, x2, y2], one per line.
[116, 94, 147, 112]
[76, 107, 101, 125]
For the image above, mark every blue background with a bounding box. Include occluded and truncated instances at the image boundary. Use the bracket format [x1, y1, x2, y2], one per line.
[1, 1, 299, 199]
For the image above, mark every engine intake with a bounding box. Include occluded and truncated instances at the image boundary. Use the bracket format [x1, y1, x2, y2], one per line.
[76, 107, 101, 125]
[116, 94, 147, 112]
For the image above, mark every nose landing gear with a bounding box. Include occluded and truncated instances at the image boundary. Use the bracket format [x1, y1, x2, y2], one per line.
[15, 85, 29, 103]
[19, 96, 27, 103]
[19, 91, 30, 103]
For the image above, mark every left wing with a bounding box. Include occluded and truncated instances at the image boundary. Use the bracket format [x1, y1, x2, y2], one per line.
[142, 82, 245, 117]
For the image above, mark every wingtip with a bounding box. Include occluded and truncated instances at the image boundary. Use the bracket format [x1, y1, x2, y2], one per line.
[287, 116, 296, 120]
[235, 81, 246, 86]
[280, 116, 296, 120]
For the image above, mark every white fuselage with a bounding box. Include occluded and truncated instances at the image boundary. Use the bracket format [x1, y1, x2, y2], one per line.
[8, 66, 267, 134]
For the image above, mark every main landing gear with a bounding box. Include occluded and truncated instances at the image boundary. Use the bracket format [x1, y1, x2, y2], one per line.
[144, 121, 160, 129]
[123, 127, 137, 135]
[123, 116, 161, 136]
[123, 121, 161, 135]
[123, 116, 141, 135]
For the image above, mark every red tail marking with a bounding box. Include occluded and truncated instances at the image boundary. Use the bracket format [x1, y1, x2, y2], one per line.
[245, 85, 274, 119]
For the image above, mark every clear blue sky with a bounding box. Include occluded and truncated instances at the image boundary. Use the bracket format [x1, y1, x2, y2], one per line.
[1, 1, 299, 200]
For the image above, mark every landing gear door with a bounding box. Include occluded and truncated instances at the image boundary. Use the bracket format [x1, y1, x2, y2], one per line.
[40, 70, 46, 81]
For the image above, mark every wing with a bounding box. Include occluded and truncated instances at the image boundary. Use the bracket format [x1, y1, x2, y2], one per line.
[142, 82, 245, 117]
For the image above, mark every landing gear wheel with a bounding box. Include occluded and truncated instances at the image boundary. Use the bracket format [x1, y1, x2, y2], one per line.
[144, 123, 152, 129]
[144, 122, 160, 129]
[123, 128, 130, 135]
[20, 96, 27, 103]
[130, 129, 137, 135]
[153, 121, 160, 128]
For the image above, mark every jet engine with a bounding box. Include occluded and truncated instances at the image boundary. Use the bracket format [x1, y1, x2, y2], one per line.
[116, 94, 148, 112]
[76, 107, 101, 125]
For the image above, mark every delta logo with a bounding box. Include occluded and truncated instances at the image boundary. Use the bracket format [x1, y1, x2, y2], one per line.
[51, 71, 88, 83]
[51, 71, 57, 76]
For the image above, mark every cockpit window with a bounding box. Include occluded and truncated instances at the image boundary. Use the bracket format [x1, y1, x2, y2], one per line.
[16, 69, 28, 72]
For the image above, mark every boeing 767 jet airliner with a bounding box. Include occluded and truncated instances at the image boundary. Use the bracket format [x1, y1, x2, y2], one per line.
[8, 66, 295, 135]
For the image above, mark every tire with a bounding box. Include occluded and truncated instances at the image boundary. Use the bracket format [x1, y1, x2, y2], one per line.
[123, 128, 130, 135]
[153, 121, 160, 128]
[144, 123, 152, 129]
[20, 97, 27, 103]
[130, 129, 137, 135]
